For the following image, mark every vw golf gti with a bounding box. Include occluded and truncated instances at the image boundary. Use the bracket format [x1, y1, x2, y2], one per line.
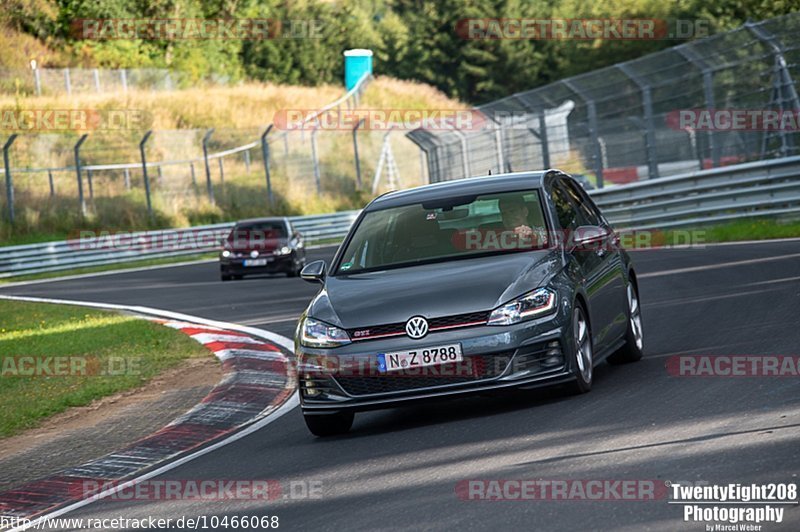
[296, 170, 643, 436]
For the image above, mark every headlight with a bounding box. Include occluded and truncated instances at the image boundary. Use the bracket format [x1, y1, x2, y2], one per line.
[487, 288, 556, 326]
[300, 317, 351, 348]
[221, 250, 231, 258]
[250, 250, 259, 258]
[275, 246, 292, 256]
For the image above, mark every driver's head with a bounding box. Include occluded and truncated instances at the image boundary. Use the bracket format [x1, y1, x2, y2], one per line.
[499, 197, 529, 228]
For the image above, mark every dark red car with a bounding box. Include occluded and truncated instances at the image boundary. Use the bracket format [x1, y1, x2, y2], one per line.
[219, 217, 306, 281]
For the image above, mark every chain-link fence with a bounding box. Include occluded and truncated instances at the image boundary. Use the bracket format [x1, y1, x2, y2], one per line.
[0, 68, 215, 96]
[408, 13, 800, 188]
[0, 75, 427, 225]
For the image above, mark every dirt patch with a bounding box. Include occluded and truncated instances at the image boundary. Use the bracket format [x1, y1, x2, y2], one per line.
[0, 356, 223, 491]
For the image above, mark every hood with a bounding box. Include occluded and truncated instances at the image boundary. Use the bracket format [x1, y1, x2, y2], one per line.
[311, 250, 562, 329]
[224, 237, 286, 253]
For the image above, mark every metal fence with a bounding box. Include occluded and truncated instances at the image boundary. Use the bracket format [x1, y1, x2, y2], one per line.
[0, 73, 427, 225]
[408, 13, 800, 188]
[593, 155, 800, 229]
[0, 68, 212, 96]
[0, 210, 359, 278]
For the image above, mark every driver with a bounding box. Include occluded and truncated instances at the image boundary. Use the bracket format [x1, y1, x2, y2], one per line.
[497, 197, 546, 248]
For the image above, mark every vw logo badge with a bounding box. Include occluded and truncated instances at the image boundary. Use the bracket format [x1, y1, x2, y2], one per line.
[405, 316, 429, 339]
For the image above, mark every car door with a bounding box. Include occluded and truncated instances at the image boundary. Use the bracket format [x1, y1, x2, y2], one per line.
[552, 179, 626, 353]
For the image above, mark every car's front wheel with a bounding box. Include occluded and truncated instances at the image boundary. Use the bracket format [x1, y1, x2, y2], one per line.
[304, 412, 354, 437]
[607, 282, 644, 365]
[568, 303, 593, 394]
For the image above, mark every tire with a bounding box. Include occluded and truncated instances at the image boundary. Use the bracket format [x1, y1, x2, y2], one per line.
[304, 412, 354, 437]
[220, 273, 232, 282]
[607, 282, 644, 365]
[233, 274, 244, 280]
[567, 303, 593, 394]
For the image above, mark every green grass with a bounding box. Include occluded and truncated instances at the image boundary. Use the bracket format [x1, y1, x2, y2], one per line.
[618, 218, 800, 248]
[0, 300, 211, 438]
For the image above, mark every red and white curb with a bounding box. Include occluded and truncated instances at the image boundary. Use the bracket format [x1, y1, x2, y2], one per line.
[0, 295, 298, 531]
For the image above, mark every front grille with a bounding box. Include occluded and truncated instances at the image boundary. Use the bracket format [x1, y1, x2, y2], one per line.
[332, 351, 513, 396]
[348, 310, 491, 341]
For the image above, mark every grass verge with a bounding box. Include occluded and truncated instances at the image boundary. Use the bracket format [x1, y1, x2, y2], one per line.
[0, 300, 211, 438]
[619, 218, 800, 248]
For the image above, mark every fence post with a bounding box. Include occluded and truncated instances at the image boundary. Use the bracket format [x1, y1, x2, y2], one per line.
[74, 134, 88, 215]
[33, 66, 41, 96]
[311, 125, 321, 193]
[218, 158, 225, 187]
[538, 111, 551, 169]
[3, 134, 18, 224]
[64, 68, 72, 96]
[120, 69, 128, 92]
[124, 168, 131, 190]
[617, 64, 659, 180]
[48, 169, 55, 196]
[562, 80, 604, 188]
[190, 162, 197, 187]
[202, 129, 215, 205]
[675, 46, 720, 168]
[352, 119, 364, 188]
[452, 130, 471, 178]
[494, 127, 505, 174]
[87, 169, 94, 199]
[93, 68, 101, 93]
[244, 150, 251, 172]
[139, 131, 154, 219]
[261, 125, 274, 206]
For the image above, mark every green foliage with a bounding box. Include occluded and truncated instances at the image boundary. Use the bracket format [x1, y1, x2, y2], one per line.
[4, 0, 800, 100]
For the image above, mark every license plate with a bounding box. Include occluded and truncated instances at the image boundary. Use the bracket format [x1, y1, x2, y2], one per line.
[377, 344, 462, 372]
[244, 258, 268, 267]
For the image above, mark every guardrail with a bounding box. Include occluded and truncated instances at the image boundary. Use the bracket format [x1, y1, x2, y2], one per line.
[3, 156, 800, 279]
[0, 211, 359, 279]
[591, 155, 800, 230]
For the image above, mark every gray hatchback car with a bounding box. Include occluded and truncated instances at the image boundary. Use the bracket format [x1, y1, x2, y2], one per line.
[296, 170, 643, 436]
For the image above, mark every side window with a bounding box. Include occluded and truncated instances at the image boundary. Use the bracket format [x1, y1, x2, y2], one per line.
[561, 179, 603, 226]
[550, 184, 579, 230]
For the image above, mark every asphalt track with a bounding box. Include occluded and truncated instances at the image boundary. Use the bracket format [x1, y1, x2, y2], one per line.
[2, 241, 799, 531]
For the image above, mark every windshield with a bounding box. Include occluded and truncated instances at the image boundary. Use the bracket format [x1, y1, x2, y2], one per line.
[336, 189, 549, 274]
[227, 221, 288, 247]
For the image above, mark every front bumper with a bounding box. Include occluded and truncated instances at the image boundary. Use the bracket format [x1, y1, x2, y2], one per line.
[297, 309, 576, 414]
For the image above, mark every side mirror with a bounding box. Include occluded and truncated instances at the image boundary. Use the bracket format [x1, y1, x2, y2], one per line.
[300, 260, 327, 284]
[572, 225, 609, 249]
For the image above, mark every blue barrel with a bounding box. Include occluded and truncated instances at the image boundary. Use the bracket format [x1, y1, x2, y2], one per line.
[344, 49, 373, 90]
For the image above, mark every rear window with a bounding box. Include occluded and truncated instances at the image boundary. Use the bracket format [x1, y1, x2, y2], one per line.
[228, 221, 287, 241]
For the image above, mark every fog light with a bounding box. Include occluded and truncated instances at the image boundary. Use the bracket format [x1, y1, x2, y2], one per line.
[303, 374, 320, 397]
[250, 250, 259, 258]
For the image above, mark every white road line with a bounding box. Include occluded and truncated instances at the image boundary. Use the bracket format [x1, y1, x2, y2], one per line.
[0, 259, 216, 288]
[639, 251, 800, 278]
[0, 294, 298, 532]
